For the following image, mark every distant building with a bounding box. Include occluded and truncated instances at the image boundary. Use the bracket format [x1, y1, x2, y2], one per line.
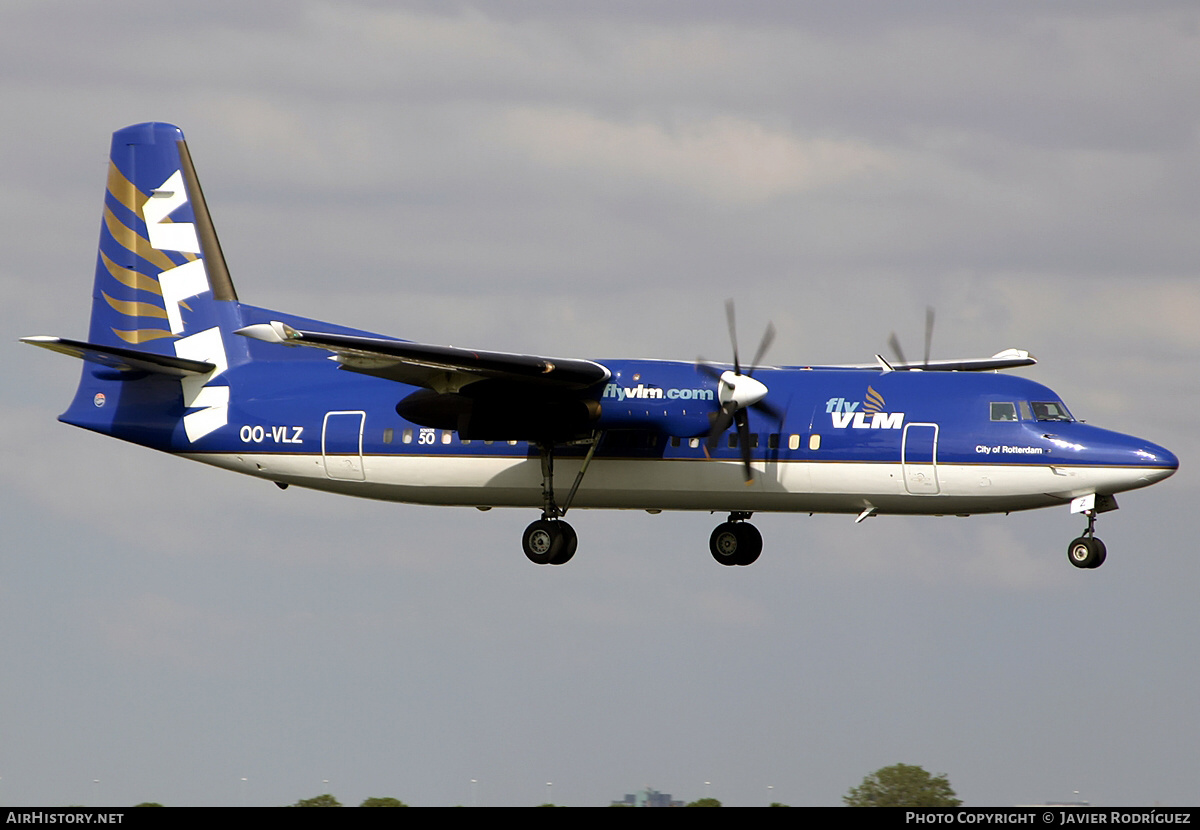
[612, 787, 683, 807]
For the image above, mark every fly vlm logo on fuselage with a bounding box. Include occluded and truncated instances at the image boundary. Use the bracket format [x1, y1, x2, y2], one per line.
[602, 383, 714, 402]
[827, 386, 905, 429]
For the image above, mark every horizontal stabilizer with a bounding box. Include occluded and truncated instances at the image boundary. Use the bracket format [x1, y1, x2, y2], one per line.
[21, 335, 216, 377]
[236, 322, 611, 393]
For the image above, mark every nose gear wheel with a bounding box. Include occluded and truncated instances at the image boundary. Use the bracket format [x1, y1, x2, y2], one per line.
[1066, 508, 1107, 569]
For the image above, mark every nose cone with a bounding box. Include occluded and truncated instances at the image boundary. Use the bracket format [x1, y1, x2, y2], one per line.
[1050, 424, 1178, 495]
[1105, 433, 1178, 491]
[1134, 440, 1178, 485]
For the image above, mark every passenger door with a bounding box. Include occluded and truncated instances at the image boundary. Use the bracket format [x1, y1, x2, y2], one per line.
[901, 422, 939, 495]
[322, 411, 366, 481]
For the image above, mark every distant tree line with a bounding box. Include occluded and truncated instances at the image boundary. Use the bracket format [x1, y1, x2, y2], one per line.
[128, 763, 957, 807]
[292, 794, 408, 807]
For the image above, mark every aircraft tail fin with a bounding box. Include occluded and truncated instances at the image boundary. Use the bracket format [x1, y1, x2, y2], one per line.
[89, 122, 242, 349]
[27, 123, 248, 446]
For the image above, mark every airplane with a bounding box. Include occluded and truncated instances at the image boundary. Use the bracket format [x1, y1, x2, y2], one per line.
[23, 122, 1178, 569]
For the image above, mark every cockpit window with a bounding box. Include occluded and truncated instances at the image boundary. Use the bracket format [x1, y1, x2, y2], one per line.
[1031, 401, 1073, 422]
[990, 402, 1017, 421]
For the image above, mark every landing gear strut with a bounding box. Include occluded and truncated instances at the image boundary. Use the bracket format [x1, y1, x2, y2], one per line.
[1067, 509, 1107, 569]
[709, 512, 762, 566]
[521, 434, 600, 565]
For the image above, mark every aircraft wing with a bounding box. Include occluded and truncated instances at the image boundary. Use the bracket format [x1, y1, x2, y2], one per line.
[813, 349, 1037, 373]
[236, 321, 611, 394]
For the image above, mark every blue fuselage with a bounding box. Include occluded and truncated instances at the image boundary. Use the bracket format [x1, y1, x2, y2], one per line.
[59, 306, 1177, 516]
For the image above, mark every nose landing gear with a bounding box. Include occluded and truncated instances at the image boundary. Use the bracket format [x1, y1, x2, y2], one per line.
[1067, 506, 1107, 569]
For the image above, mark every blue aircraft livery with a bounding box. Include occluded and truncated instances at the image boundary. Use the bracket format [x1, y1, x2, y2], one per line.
[23, 123, 1178, 569]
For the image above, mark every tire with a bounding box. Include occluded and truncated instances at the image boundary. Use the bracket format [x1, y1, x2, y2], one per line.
[710, 522, 742, 566]
[549, 522, 578, 565]
[523, 520, 564, 565]
[1067, 536, 1102, 569]
[734, 523, 763, 566]
[710, 522, 763, 566]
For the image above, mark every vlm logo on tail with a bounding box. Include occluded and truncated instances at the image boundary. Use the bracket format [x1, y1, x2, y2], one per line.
[97, 123, 233, 443]
[152, 172, 231, 440]
[827, 386, 904, 429]
[144, 171, 230, 442]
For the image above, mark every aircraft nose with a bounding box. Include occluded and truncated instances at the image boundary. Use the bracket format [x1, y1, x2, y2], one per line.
[1135, 441, 1178, 484]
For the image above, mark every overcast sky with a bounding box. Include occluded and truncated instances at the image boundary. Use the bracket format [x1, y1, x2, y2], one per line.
[3, 0, 1198, 807]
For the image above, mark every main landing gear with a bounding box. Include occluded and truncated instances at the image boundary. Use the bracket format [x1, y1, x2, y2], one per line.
[521, 435, 600, 565]
[1067, 508, 1107, 569]
[709, 512, 762, 566]
[522, 519, 577, 565]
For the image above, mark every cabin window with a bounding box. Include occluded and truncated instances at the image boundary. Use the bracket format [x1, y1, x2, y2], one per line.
[507, 440, 518, 446]
[809, 434, 821, 451]
[402, 428, 413, 444]
[441, 431, 453, 444]
[671, 436, 681, 447]
[749, 433, 759, 449]
[788, 434, 801, 451]
[990, 402, 1017, 421]
[1031, 401, 1073, 422]
[728, 433, 738, 449]
[688, 437, 700, 449]
[768, 433, 779, 450]
[383, 428, 394, 444]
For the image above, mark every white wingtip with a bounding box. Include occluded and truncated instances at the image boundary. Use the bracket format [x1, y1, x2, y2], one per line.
[990, 348, 1034, 363]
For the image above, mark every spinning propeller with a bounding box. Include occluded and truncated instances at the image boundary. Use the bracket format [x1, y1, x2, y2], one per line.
[887, 306, 936, 369]
[696, 300, 782, 482]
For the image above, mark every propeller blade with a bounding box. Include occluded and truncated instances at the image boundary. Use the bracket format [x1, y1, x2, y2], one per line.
[923, 306, 935, 367]
[735, 409, 753, 482]
[747, 321, 776, 376]
[706, 407, 734, 451]
[752, 398, 783, 423]
[887, 332, 907, 367]
[694, 359, 723, 383]
[725, 299, 741, 375]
